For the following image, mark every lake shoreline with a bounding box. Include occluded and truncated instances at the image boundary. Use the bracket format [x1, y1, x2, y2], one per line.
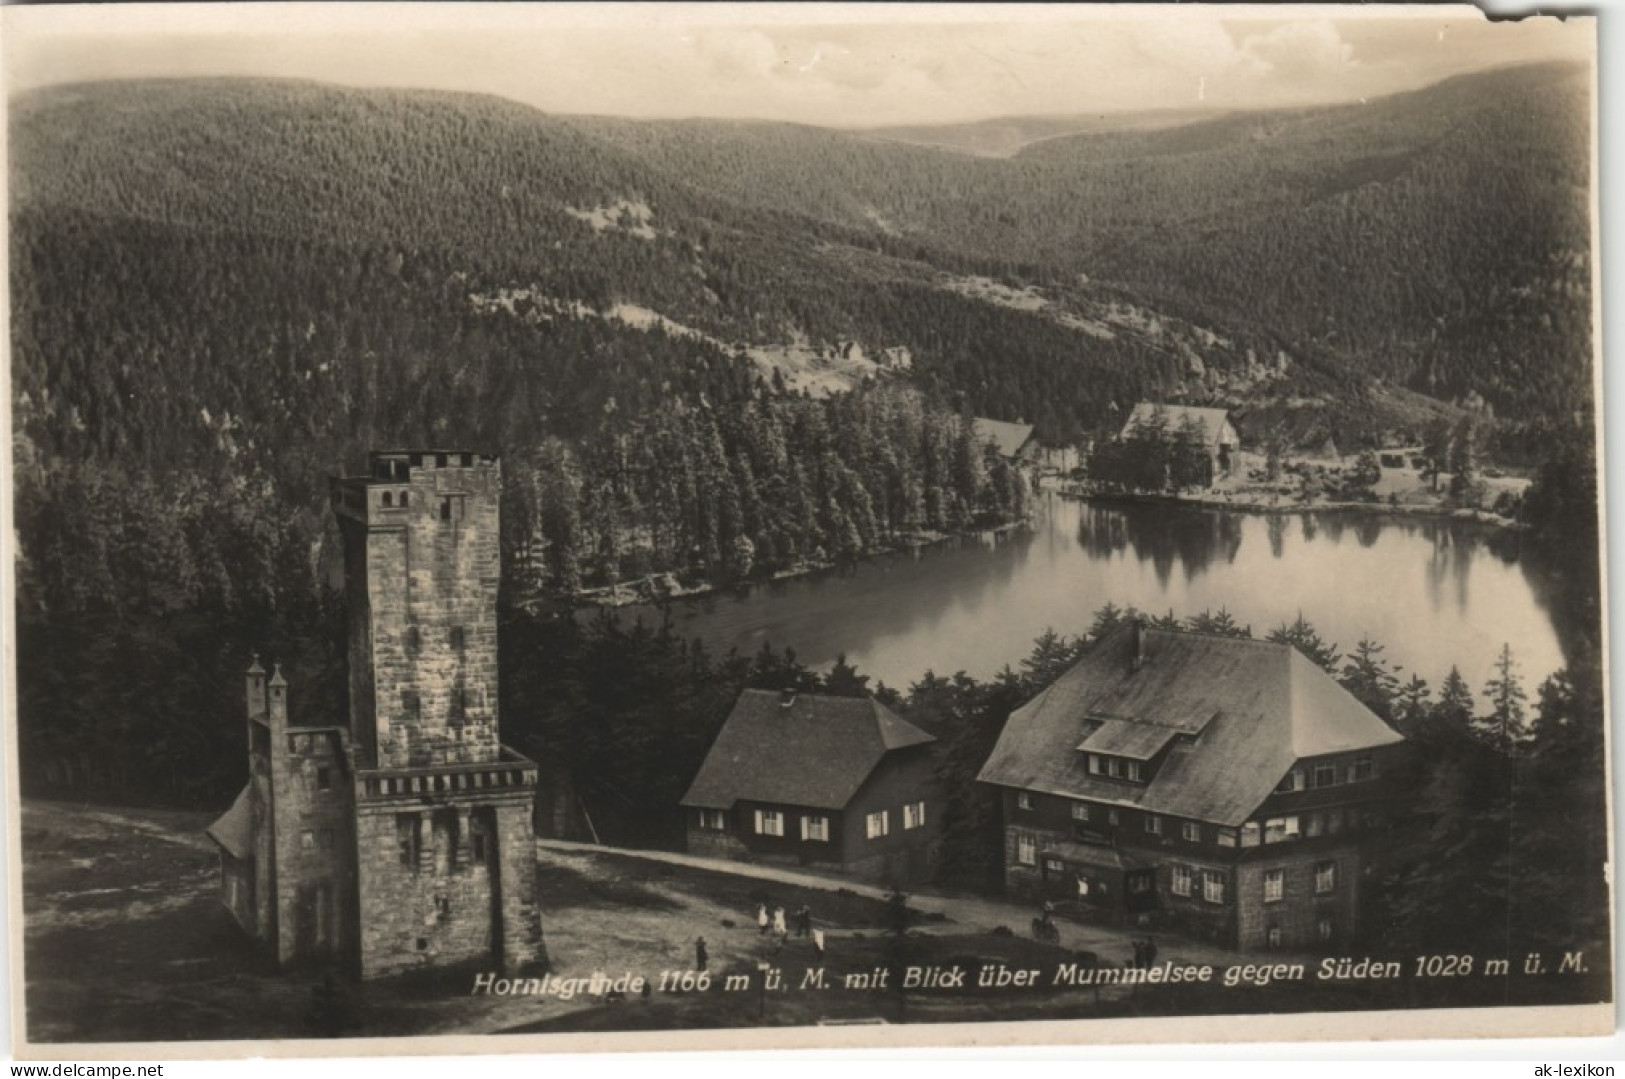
[572, 516, 1033, 610]
[1058, 486, 1526, 530]
[567, 494, 1562, 691]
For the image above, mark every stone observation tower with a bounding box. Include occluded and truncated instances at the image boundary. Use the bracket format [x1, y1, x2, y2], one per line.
[209, 450, 544, 979]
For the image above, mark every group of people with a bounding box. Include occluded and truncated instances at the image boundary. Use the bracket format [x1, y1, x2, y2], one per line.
[758, 902, 824, 955]
[1128, 935, 1159, 968]
[694, 900, 828, 972]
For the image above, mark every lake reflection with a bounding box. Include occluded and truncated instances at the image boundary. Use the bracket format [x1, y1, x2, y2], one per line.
[605, 493, 1564, 696]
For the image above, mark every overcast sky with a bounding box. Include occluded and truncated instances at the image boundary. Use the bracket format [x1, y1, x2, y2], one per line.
[2, 4, 1594, 127]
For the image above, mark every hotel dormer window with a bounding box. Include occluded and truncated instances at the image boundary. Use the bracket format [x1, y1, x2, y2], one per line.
[1088, 753, 1149, 783]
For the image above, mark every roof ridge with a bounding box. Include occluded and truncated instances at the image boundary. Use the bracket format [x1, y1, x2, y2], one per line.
[1144, 626, 1286, 649]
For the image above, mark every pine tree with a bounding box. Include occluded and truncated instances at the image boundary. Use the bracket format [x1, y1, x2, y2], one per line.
[1266, 613, 1340, 672]
[1019, 628, 1085, 688]
[1339, 638, 1401, 721]
[1186, 608, 1250, 639]
[823, 653, 872, 698]
[1392, 674, 1433, 738]
[1477, 643, 1529, 753]
[1088, 602, 1127, 642]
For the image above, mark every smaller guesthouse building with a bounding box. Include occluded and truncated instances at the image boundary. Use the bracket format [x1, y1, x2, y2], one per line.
[1120, 403, 1239, 482]
[680, 689, 941, 883]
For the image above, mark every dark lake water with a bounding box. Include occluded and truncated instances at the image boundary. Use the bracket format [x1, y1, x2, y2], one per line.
[605, 493, 1566, 698]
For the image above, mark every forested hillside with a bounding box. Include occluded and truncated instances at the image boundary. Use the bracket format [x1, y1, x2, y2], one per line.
[12, 61, 1595, 440]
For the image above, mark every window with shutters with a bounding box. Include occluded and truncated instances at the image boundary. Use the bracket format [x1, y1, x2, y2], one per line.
[866, 810, 889, 839]
[1264, 816, 1301, 844]
[753, 809, 784, 837]
[1264, 868, 1285, 903]
[1016, 833, 1036, 865]
[801, 814, 830, 842]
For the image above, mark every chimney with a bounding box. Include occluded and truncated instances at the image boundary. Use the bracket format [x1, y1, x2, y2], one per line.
[268, 663, 289, 729]
[1131, 619, 1147, 673]
[780, 687, 798, 710]
[245, 653, 267, 719]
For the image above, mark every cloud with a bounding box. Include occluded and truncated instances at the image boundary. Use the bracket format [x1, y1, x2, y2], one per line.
[1237, 21, 1356, 80]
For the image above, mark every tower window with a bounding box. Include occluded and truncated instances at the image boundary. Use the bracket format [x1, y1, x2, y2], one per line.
[437, 453, 448, 468]
[397, 814, 421, 868]
[316, 766, 331, 791]
[440, 497, 452, 521]
[403, 690, 421, 719]
[450, 625, 465, 651]
[450, 689, 466, 721]
[382, 491, 393, 507]
[399, 492, 409, 508]
[406, 625, 421, 655]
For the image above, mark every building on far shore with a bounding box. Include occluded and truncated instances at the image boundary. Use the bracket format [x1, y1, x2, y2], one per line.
[973, 417, 1038, 462]
[681, 689, 941, 883]
[208, 450, 545, 979]
[977, 620, 1408, 952]
[1120, 403, 1239, 481]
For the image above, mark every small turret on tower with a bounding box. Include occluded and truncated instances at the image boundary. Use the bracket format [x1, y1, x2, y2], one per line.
[268, 663, 289, 730]
[245, 654, 267, 719]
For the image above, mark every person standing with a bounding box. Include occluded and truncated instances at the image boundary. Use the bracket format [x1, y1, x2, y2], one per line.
[796, 905, 811, 938]
[757, 903, 769, 935]
[1145, 935, 1158, 967]
[695, 936, 709, 972]
[772, 904, 788, 938]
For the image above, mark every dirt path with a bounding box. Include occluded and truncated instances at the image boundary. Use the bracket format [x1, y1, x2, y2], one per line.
[537, 839, 1247, 972]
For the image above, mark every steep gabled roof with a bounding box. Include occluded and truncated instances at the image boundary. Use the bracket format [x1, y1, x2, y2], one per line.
[977, 624, 1403, 827]
[681, 690, 935, 812]
[207, 785, 254, 861]
[1120, 404, 1235, 448]
[972, 417, 1036, 459]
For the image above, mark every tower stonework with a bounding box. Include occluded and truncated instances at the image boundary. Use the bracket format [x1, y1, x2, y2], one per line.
[333, 450, 543, 979]
[211, 449, 543, 980]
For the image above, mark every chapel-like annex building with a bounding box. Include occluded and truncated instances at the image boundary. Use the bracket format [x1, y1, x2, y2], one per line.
[977, 621, 1408, 952]
[208, 450, 545, 979]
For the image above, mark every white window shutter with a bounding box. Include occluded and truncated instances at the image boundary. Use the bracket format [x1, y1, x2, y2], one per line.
[754, 809, 764, 834]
